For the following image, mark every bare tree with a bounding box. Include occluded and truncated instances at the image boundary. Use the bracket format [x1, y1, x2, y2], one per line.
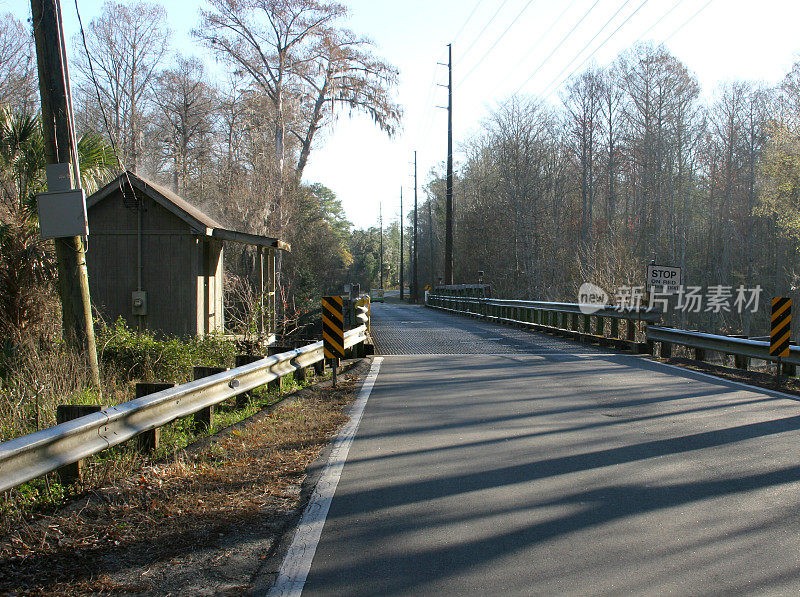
[72, 1, 170, 171]
[0, 13, 37, 113]
[293, 27, 401, 178]
[196, 0, 400, 232]
[196, 0, 346, 231]
[152, 56, 217, 195]
[564, 68, 602, 253]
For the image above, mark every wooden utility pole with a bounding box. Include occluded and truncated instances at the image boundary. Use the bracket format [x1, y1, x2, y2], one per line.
[412, 151, 419, 303]
[444, 43, 454, 285]
[400, 187, 404, 300]
[428, 199, 433, 287]
[30, 0, 100, 388]
[379, 202, 384, 290]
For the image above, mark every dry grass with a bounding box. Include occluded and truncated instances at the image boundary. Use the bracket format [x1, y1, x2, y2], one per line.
[0, 369, 362, 595]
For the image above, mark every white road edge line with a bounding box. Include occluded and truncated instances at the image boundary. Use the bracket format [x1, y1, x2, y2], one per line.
[266, 357, 384, 597]
[651, 359, 800, 403]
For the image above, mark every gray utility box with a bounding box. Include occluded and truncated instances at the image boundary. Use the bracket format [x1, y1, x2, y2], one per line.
[131, 291, 148, 315]
[37, 189, 88, 239]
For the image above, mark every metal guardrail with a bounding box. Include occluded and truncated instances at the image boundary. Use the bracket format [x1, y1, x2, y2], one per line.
[0, 325, 368, 494]
[427, 294, 659, 350]
[427, 292, 797, 372]
[647, 326, 800, 366]
[428, 294, 660, 322]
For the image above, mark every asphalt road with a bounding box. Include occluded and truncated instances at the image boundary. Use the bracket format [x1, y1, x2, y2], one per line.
[288, 303, 800, 595]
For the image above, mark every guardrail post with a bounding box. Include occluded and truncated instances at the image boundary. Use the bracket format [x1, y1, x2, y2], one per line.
[660, 342, 672, 359]
[694, 347, 706, 362]
[268, 346, 293, 391]
[135, 383, 175, 452]
[55, 404, 106, 484]
[583, 314, 591, 335]
[726, 335, 748, 370]
[235, 355, 263, 406]
[610, 317, 619, 339]
[783, 362, 797, 377]
[192, 366, 227, 433]
[626, 319, 636, 342]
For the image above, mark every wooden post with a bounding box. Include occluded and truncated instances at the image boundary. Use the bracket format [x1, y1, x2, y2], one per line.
[30, 0, 101, 388]
[192, 366, 226, 433]
[234, 355, 262, 406]
[267, 346, 292, 392]
[694, 347, 706, 362]
[56, 404, 105, 484]
[258, 247, 264, 338]
[610, 317, 619, 339]
[135, 383, 174, 452]
[330, 357, 339, 387]
[627, 319, 636, 342]
[660, 342, 672, 359]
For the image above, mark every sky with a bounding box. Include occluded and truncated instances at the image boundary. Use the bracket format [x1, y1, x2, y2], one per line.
[8, 0, 800, 229]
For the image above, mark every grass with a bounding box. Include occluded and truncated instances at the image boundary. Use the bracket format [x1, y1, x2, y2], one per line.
[0, 366, 363, 595]
[0, 318, 331, 521]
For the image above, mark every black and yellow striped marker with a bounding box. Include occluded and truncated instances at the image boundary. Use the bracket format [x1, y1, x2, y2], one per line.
[771, 297, 792, 357]
[322, 295, 345, 359]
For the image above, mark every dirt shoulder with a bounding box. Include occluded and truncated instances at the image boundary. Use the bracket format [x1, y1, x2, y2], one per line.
[653, 356, 800, 399]
[0, 358, 372, 596]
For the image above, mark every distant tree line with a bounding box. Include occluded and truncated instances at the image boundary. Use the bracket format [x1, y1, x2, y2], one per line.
[413, 43, 800, 337]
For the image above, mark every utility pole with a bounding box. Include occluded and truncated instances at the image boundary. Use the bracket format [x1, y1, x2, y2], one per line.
[428, 200, 433, 288]
[400, 187, 404, 300]
[379, 202, 384, 291]
[444, 43, 454, 285]
[412, 151, 419, 303]
[30, 0, 100, 388]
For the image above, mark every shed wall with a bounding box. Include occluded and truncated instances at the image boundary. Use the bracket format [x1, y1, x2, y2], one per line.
[87, 192, 199, 337]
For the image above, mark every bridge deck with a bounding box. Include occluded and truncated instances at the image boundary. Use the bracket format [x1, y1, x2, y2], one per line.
[272, 302, 800, 595]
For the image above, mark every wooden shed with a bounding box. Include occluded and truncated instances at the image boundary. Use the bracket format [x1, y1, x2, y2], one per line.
[86, 171, 289, 338]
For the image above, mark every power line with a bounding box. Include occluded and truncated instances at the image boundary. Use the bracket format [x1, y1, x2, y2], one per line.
[634, 0, 686, 43]
[540, 0, 651, 100]
[452, 0, 484, 43]
[533, 0, 633, 96]
[513, 0, 602, 95]
[541, 0, 710, 101]
[663, 0, 714, 44]
[415, 47, 449, 156]
[458, 0, 511, 63]
[542, 0, 649, 97]
[493, 0, 579, 91]
[456, 0, 538, 89]
[73, 0, 137, 204]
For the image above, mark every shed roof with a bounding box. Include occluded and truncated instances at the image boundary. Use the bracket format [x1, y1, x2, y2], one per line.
[88, 171, 290, 251]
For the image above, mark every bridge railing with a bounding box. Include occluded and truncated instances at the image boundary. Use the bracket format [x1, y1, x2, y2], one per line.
[0, 324, 368, 493]
[647, 326, 800, 374]
[426, 294, 659, 352]
[427, 293, 799, 375]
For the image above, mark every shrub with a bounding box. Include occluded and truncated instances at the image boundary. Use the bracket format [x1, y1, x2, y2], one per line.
[96, 318, 236, 384]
